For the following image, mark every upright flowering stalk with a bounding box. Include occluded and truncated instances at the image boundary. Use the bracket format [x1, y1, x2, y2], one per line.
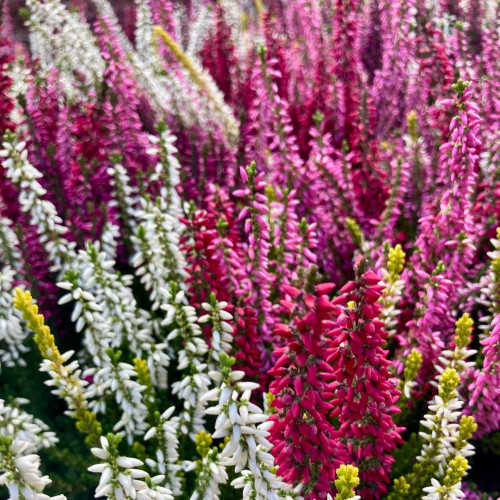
[268, 282, 347, 499]
[200, 352, 289, 500]
[410, 80, 481, 315]
[436, 314, 477, 384]
[199, 299, 292, 500]
[305, 114, 360, 280]
[143, 407, 182, 496]
[94, 14, 152, 181]
[397, 263, 455, 388]
[328, 255, 403, 498]
[233, 163, 273, 351]
[477, 227, 500, 336]
[1, 131, 76, 273]
[153, 25, 239, 145]
[12, 289, 102, 447]
[161, 284, 210, 438]
[25, 0, 105, 95]
[390, 368, 476, 499]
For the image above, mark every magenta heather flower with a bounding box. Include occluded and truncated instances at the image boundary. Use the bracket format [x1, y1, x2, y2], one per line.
[467, 313, 500, 436]
[94, 14, 152, 181]
[327, 256, 403, 498]
[233, 163, 273, 345]
[269, 283, 347, 499]
[396, 264, 454, 388]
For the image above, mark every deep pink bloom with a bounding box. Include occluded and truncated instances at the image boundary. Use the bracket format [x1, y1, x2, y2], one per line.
[327, 257, 403, 498]
[269, 284, 347, 499]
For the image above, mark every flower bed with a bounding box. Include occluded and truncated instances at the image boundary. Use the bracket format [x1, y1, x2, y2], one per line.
[1, 1, 500, 499]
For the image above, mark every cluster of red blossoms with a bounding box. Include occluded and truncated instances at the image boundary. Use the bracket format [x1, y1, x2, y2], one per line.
[269, 256, 402, 499]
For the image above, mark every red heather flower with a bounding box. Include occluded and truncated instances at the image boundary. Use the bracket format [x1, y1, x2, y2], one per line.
[327, 256, 403, 499]
[232, 305, 267, 391]
[268, 283, 347, 500]
[182, 185, 243, 309]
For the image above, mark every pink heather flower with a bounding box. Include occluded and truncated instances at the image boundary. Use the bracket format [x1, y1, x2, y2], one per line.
[327, 256, 403, 498]
[303, 116, 360, 281]
[94, 14, 153, 181]
[396, 266, 454, 388]
[405, 80, 482, 359]
[234, 164, 274, 348]
[269, 283, 347, 499]
[466, 313, 500, 436]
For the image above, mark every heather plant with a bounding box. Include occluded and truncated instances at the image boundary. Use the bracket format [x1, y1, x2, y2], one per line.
[1, 0, 500, 499]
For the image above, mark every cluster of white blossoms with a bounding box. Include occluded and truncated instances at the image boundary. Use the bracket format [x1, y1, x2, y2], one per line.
[198, 296, 234, 364]
[89, 434, 174, 500]
[0, 399, 64, 500]
[379, 266, 405, 337]
[105, 127, 188, 319]
[163, 287, 210, 437]
[417, 367, 475, 488]
[202, 362, 292, 500]
[1, 135, 76, 274]
[144, 407, 182, 496]
[0, 266, 28, 368]
[131, 195, 188, 313]
[434, 314, 477, 387]
[25, 0, 105, 97]
[194, 298, 292, 500]
[378, 244, 406, 338]
[85, 351, 149, 444]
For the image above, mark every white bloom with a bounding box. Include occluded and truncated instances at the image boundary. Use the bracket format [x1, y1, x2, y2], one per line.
[0, 399, 64, 500]
[89, 435, 174, 500]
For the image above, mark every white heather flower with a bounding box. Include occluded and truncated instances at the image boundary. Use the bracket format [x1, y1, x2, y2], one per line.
[198, 299, 233, 365]
[0, 399, 58, 451]
[189, 447, 228, 500]
[422, 478, 465, 500]
[0, 216, 22, 272]
[379, 268, 405, 337]
[25, 0, 105, 96]
[417, 369, 475, 477]
[1, 135, 76, 274]
[476, 230, 500, 340]
[131, 195, 187, 315]
[0, 399, 64, 500]
[89, 434, 174, 500]
[86, 354, 148, 444]
[0, 266, 29, 368]
[144, 407, 182, 496]
[162, 288, 210, 437]
[185, 3, 214, 59]
[38, 350, 90, 421]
